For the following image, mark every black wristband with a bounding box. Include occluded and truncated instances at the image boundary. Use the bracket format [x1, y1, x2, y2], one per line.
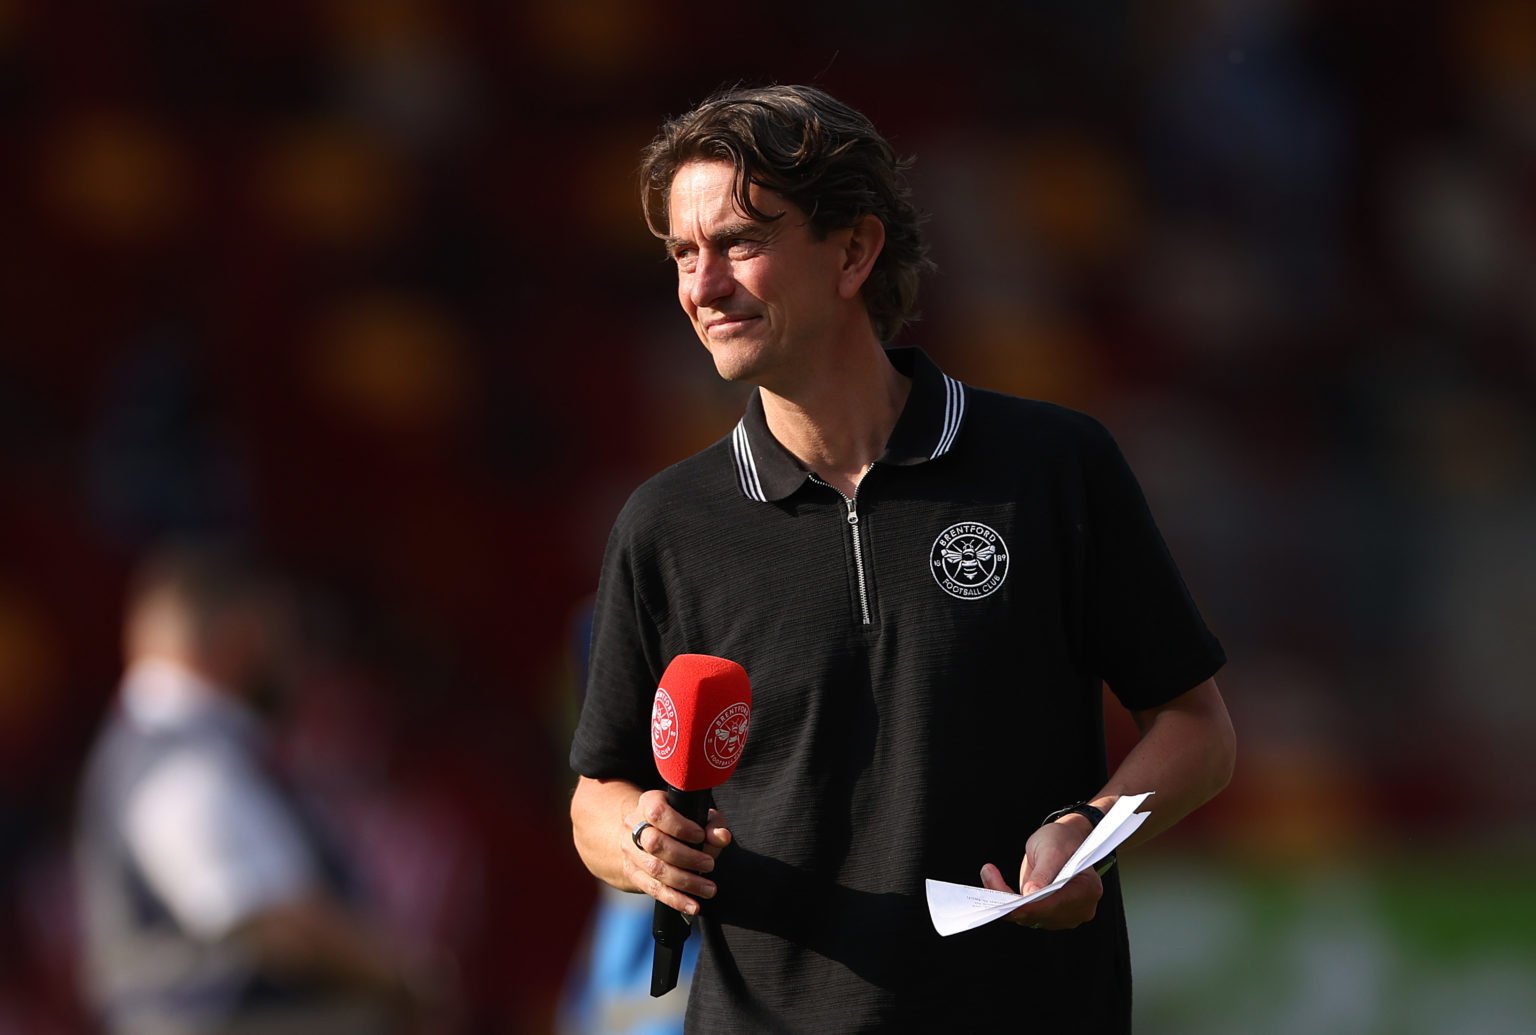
[1043, 801, 1117, 876]
[1041, 801, 1105, 830]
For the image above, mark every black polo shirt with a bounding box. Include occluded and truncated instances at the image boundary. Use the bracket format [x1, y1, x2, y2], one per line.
[572, 348, 1225, 1033]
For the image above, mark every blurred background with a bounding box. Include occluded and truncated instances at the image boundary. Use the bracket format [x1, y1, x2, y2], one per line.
[1, 0, 1534, 1032]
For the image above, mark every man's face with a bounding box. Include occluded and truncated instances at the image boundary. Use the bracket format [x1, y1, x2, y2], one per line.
[665, 161, 848, 389]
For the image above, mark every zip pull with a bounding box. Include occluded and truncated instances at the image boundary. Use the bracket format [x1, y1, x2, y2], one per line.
[844, 499, 859, 525]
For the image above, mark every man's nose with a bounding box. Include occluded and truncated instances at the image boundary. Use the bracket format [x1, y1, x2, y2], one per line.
[689, 249, 733, 309]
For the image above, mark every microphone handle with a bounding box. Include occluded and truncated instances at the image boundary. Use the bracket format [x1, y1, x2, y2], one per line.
[649, 786, 714, 997]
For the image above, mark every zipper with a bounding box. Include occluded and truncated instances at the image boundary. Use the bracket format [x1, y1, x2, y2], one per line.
[809, 473, 872, 625]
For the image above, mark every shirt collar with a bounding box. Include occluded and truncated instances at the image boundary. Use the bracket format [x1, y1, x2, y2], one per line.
[729, 347, 968, 503]
[120, 658, 264, 741]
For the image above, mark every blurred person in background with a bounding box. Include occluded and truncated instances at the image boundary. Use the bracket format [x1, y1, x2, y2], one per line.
[570, 85, 1235, 1032]
[73, 543, 440, 1035]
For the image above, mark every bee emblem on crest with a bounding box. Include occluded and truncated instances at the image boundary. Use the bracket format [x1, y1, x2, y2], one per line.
[651, 689, 679, 759]
[703, 703, 750, 770]
[931, 522, 1010, 600]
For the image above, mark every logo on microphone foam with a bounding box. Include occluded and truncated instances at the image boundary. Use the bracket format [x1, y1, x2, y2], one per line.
[703, 702, 750, 770]
[651, 688, 679, 760]
[931, 522, 1009, 600]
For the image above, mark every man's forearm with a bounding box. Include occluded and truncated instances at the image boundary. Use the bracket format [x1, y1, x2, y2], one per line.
[571, 775, 647, 891]
[1092, 678, 1235, 851]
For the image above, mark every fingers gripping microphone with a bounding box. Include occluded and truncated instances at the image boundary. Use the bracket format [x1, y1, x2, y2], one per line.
[648, 654, 751, 997]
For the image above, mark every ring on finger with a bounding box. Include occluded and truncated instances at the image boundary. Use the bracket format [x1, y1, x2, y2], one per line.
[631, 820, 653, 851]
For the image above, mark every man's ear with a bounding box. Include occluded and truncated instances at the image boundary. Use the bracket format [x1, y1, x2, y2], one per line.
[836, 214, 886, 301]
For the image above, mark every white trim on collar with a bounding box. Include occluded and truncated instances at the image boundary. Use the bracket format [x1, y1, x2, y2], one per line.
[934, 374, 966, 458]
[732, 421, 767, 503]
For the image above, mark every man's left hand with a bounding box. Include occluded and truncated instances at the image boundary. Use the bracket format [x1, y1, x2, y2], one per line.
[978, 816, 1103, 930]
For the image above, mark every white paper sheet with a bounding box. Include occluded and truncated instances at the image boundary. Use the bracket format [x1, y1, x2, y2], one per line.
[924, 791, 1154, 937]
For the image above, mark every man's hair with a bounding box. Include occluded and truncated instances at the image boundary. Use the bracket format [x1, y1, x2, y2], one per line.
[640, 83, 934, 343]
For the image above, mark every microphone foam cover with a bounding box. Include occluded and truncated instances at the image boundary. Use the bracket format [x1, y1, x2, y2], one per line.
[651, 654, 752, 791]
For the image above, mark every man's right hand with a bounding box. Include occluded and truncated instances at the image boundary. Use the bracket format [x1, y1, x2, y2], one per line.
[571, 776, 732, 915]
[623, 790, 731, 915]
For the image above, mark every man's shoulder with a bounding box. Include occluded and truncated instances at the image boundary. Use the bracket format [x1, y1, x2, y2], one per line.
[612, 434, 740, 530]
[962, 385, 1116, 454]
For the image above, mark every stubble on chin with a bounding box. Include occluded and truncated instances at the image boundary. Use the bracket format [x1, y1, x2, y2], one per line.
[698, 332, 751, 383]
[709, 352, 752, 384]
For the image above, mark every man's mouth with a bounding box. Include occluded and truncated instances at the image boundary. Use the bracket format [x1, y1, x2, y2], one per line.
[705, 314, 759, 334]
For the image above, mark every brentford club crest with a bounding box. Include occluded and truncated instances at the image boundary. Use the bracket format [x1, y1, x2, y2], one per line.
[651, 688, 679, 759]
[703, 702, 750, 770]
[931, 522, 1010, 600]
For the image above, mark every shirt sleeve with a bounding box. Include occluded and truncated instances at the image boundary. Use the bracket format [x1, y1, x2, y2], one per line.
[569, 499, 667, 787]
[1082, 422, 1226, 711]
[122, 745, 319, 940]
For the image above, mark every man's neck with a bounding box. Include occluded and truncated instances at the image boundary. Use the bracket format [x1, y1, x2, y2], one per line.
[760, 340, 912, 499]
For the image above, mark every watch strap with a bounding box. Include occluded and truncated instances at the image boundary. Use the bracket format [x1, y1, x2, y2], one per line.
[1041, 801, 1106, 829]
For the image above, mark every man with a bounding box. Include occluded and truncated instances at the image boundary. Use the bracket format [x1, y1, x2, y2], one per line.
[74, 544, 434, 1034]
[570, 85, 1235, 1032]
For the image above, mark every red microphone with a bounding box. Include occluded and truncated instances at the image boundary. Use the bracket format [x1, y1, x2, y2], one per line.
[648, 654, 751, 997]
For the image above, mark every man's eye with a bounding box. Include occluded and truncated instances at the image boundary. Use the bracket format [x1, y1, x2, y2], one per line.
[727, 239, 756, 256]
